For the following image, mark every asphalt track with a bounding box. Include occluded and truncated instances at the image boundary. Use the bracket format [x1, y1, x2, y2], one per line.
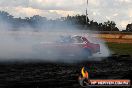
[0, 55, 132, 88]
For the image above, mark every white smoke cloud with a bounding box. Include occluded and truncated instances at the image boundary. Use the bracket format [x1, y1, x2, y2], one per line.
[0, 19, 110, 63]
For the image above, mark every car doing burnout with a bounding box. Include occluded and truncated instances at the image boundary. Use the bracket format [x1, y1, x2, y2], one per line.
[34, 35, 100, 58]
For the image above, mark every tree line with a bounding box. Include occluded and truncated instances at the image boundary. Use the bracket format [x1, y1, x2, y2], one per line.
[0, 11, 131, 32]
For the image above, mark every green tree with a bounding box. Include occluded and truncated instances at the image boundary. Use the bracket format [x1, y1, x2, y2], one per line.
[103, 21, 119, 31]
[126, 23, 132, 32]
[0, 11, 13, 21]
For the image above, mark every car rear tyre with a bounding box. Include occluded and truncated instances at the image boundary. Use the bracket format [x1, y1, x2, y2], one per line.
[81, 49, 92, 58]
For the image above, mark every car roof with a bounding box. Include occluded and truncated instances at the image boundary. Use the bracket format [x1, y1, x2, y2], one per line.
[72, 35, 82, 38]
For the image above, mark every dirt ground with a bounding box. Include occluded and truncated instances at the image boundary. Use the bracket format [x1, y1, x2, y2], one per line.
[103, 38, 132, 43]
[93, 34, 132, 43]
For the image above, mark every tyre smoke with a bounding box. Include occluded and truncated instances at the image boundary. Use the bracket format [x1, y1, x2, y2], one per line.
[0, 22, 110, 63]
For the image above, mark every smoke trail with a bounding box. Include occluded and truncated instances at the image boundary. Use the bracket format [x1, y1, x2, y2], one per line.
[0, 20, 110, 63]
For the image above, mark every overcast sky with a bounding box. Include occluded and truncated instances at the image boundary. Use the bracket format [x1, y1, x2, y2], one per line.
[0, 0, 132, 30]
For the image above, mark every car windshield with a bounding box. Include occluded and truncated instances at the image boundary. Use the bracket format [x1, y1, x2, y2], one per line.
[57, 36, 84, 43]
[57, 36, 72, 43]
[72, 36, 84, 43]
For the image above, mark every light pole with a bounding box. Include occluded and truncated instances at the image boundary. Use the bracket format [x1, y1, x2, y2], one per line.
[86, 0, 88, 24]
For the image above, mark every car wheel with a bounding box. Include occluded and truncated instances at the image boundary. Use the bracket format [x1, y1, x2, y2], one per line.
[81, 49, 92, 58]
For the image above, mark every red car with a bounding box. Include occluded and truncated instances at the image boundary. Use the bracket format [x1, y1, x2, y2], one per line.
[34, 35, 100, 58]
